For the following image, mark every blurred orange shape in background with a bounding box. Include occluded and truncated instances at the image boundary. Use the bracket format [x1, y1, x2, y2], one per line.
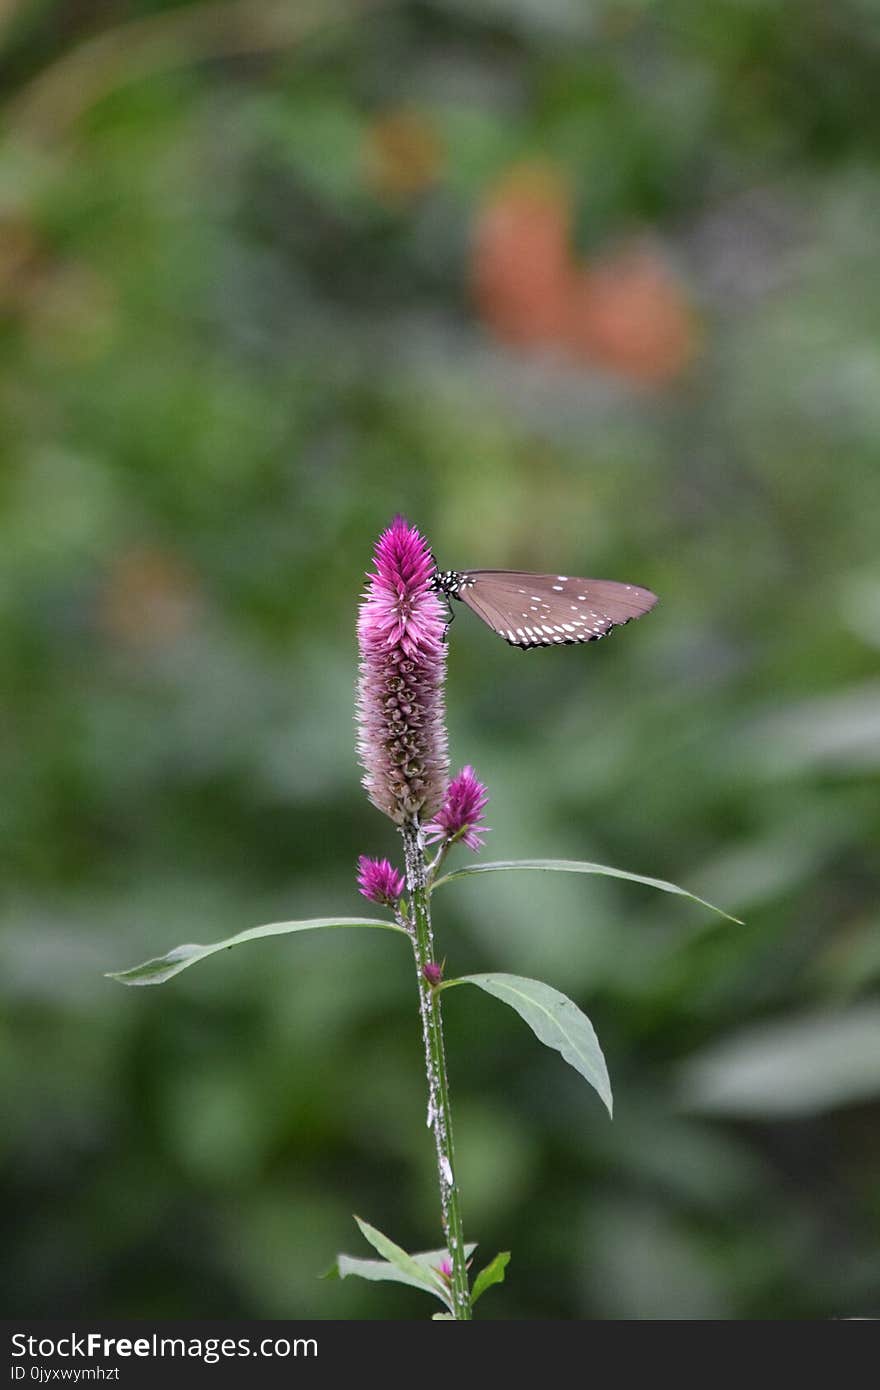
[565, 247, 697, 385]
[99, 547, 200, 648]
[471, 162, 697, 384]
[364, 108, 444, 202]
[0, 216, 43, 311]
[471, 162, 572, 349]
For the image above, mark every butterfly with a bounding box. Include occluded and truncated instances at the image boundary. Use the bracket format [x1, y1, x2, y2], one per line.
[431, 568, 657, 649]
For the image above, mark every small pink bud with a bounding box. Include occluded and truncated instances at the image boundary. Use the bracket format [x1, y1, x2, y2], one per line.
[422, 961, 444, 987]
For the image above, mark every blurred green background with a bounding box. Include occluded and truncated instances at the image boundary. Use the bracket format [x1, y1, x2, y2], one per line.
[3, 0, 880, 1320]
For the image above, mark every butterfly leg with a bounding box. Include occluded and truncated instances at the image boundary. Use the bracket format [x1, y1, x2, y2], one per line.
[441, 594, 455, 641]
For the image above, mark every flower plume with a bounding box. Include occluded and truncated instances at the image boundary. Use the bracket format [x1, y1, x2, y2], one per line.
[425, 765, 489, 851]
[357, 516, 448, 824]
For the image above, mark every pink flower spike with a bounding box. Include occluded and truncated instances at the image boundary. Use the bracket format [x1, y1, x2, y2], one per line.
[357, 855, 405, 907]
[356, 517, 449, 824]
[424, 765, 490, 851]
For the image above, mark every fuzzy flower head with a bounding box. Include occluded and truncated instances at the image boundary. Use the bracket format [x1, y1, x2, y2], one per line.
[425, 765, 489, 851]
[357, 517, 448, 824]
[357, 855, 405, 907]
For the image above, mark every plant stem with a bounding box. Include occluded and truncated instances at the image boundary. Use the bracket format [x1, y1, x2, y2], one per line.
[425, 825, 466, 885]
[401, 817, 471, 1320]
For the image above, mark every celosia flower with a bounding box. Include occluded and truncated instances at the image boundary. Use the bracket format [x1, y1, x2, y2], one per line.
[357, 855, 405, 907]
[424, 765, 489, 851]
[357, 517, 448, 824]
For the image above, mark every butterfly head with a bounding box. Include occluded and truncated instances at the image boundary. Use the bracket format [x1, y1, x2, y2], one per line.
[430, 570, 474, 600]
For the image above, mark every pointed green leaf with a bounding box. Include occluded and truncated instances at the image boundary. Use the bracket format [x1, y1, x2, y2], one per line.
[431, 858, 741, 924]
[105, 916, 406, 986]
[326, 1240, 476, 1301]
[471, 1251, 511, 1306]
[432, 1313, 455, 1320]
[678, 1004, 880, 1118]
[352, 1217, 452, 1306]
[442, 973, 613, 1116]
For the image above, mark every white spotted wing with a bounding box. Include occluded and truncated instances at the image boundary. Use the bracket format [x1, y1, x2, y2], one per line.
[457, 571, 657, 649]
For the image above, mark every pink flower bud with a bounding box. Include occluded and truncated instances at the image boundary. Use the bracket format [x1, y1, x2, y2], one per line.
[424, 765, 489, 851]
[356, 855, 405, 907]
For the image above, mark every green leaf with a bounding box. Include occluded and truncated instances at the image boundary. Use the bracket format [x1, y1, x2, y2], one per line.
[678, 1004, 880, 1118]
[431, 858, 742, 924]
[351, 1217, 452, 1307]
[327, 1238, 477, 1303]
[442, 972, 613, 1116]
[471, 1251, 511, 1306]
[105, 916, 406, 986]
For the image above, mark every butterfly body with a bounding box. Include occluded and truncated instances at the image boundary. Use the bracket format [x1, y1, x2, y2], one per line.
[431, 568, 657, 649]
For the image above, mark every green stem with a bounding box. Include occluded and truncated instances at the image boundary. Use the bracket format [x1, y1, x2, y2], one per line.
[401, 818, 471, 1320]
[425, 825, 466, 886]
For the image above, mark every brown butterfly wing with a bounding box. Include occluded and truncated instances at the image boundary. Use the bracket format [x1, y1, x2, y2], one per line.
[458, 571, 657, 649]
